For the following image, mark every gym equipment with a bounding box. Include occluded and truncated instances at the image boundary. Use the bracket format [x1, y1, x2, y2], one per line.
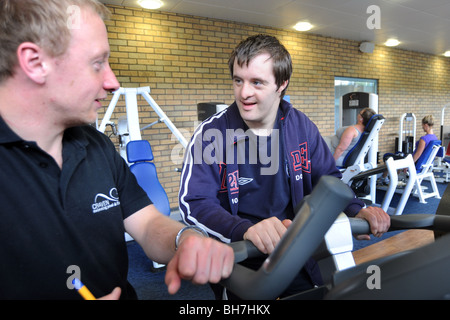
[97, 86, 188, 158]
[440, 103, 450, 149]
[221, 175, 355, 300]
[354, 140, 441, 215]
[377, 140, 442, 210]
[325, 214, 450, 300]
[223, 177, 450, 300]
[339, 114, 384, 203]
[127, 140, 170, 216]
[410, 140, 442, 203]
[396, 113, 416, 154]
[380, 155, 416, 215]
[338, 92, 380, 205]
[339, 92, 378, 128]
[197, 102, 228, 121]
[433, 103, 450, 182]
[346, 153, 415, 215]
[96, 87, 182, 262]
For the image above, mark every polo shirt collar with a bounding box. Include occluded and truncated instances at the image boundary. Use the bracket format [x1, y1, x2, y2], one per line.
[64, 126, 90, 149]
[0, 115, 90, 149]
[0, 116, 23, 144]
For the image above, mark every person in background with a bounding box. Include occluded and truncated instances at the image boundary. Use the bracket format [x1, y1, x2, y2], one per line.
[411, 115, 438, 162]
[324, 107, 376, 166]
[0, 0, 233, 299]
[379, 114, 438, 185]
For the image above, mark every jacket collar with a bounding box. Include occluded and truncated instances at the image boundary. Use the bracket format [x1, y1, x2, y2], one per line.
[225, 99, 292, 141]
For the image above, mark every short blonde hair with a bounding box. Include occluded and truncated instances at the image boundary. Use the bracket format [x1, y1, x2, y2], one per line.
[0, 0, 110, 83]
[422, 115, 434, 127]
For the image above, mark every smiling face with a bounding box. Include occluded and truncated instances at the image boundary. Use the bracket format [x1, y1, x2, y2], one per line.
[46, 8, 119, 127]
[232, 53, 288, 131]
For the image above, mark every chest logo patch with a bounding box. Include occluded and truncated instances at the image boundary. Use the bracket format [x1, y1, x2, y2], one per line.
[238, 177, 253, 186]
[290, 142, 311, 173]
[91, 188, 120, 213]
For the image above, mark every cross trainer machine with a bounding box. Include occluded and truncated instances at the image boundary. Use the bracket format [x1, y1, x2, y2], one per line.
[222, 175, 354, 300]
[223, 175, 450, 300]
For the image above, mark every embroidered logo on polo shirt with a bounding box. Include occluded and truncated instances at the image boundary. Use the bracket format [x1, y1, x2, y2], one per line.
[91, 188, 120, 214]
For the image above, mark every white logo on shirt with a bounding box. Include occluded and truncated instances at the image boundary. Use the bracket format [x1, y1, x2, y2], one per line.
[91, 188, 120, 213]
[238, 177, 254, 186]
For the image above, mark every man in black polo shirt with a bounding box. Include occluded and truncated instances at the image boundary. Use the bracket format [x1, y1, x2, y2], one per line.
[0, 0, 233, 299]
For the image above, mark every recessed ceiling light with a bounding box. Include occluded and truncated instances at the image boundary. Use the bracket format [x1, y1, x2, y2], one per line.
[384, 38, 400, 47]
[138, 0, 163, 10]
[443, 51, 450, 57]
[294, 21, 313, 32]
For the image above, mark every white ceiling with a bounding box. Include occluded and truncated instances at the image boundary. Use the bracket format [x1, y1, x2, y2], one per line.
[101, 0, 450, 56]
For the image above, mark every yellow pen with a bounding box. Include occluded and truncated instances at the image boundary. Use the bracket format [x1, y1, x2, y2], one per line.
[73, 278, 96, 300]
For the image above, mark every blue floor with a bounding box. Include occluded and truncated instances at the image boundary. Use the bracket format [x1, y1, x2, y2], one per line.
[127, 180, 449, 300]
[127, 240, 215, 300]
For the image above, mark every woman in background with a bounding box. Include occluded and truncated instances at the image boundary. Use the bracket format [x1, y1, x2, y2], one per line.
[325, 108, 376, 166]
[379, 114, 438, 185]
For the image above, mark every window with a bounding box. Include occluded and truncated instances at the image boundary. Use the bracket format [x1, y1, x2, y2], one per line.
[334, 77, 378, 131]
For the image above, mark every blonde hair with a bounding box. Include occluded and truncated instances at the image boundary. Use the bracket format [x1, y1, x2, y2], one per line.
[0, 0, 110, 83]
[422, 115, 434, 127]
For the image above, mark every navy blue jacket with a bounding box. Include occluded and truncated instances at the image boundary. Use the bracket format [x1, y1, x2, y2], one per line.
[179, 100, 365, 243]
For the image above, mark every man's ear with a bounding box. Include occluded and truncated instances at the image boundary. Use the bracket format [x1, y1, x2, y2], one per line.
[16, 42, 50, 84]
[277, 79, 289, 94]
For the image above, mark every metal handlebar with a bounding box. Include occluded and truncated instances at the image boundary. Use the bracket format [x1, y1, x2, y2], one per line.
[221, 175, 354, 300]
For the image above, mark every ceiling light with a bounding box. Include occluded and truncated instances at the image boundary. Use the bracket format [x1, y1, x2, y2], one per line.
[294, 21, 313, 32]
[443, 51, 450, 57]
[384, 38, 400, 47]
[137, 0, 163, 10]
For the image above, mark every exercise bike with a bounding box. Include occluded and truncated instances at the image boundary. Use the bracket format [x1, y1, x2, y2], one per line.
[221, 175, 450, 300]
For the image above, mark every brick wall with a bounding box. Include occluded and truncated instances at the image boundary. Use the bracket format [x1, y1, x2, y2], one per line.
[103, 5, 450, 208]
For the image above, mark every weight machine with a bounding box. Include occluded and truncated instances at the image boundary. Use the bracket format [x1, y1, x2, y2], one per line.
[97, 86, 188, 159]
[338, 92, 380, 204]
[396, 113, 416, 154]
[433, 103, 450, 182]
[97, 87, 188, 260]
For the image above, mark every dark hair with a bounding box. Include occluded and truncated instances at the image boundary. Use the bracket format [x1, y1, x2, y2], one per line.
[228, 34, 292, 97]
[360, 108, 376, 126]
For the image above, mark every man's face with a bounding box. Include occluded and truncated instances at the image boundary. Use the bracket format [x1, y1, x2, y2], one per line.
[232, 53, 288, 131]
[46, 8, 119, 127]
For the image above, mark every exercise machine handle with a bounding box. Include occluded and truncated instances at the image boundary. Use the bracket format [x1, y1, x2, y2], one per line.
[221, 175, 354, 300]
[349, 214, 450, 235]
[228, 239, 265, 263]
[348, 218, 371, 235]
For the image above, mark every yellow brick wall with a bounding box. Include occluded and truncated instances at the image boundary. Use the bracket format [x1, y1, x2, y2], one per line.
[103, 5, 450, 209]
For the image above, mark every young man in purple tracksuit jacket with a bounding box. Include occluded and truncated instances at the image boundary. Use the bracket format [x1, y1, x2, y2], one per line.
[179, 34, 390, 299]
